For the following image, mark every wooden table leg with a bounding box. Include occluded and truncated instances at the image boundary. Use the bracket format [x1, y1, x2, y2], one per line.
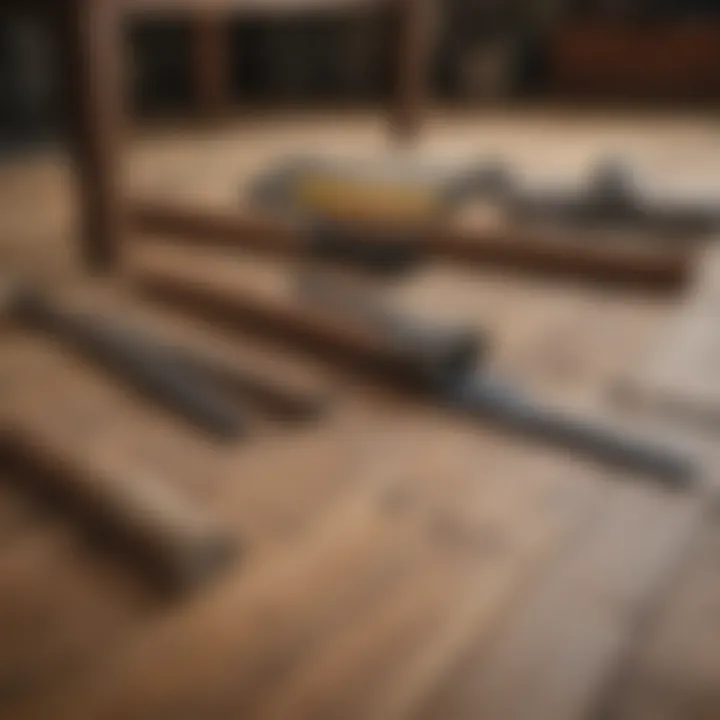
[390, 0, 430, 142]
[56, 0, 125, 272]
[193, 11, 230, 120]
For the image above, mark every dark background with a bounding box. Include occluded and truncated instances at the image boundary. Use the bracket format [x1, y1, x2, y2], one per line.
[2, 0, 720, 154]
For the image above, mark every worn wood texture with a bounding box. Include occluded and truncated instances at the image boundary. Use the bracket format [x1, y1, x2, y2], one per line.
[192, 11, 232, 119]
[618, 244, 720, 433]
[0, 400, 239, 595]
[54, 0, 126, 271]
[128, 198, 694, 291]
[388, 0, 429, 141]
[605, 519, 720, 720]
[1, 112, 720, 719]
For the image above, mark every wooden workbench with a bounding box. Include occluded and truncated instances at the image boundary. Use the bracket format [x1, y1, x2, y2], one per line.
[1, 111, 720, 720]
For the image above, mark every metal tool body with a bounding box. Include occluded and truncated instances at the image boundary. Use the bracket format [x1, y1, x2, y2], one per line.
[250, 154, 509, 223]
[9, 288, 247, 440]
[249, 155, 510, 274]
[509, 160, 720, 238]
[159, 345, 328, 424]
[251, 154, 719, 242]
[140, 269, 696, 487]
[441, 377, 692, 486]
[301, 279, 693, 485]
[296, 274, 484, 388]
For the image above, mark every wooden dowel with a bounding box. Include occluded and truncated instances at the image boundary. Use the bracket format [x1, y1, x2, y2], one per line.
[0, 409, 238, 595]
[134, 263, 480, 388]
[389, 0, 430, 141]
[432, 226, 693, 291]
[193, 10, 231, 119]
[55, 0, 125, 272]
[131, 199, 301, 253]
[129, 199, 693, 291]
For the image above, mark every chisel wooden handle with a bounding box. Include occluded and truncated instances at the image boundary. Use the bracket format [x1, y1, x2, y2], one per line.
[133, 264, 696, 485]
[434, 226, 691, 291]
[131, 200, 301, 254]
[0, 412, 238, 594]
[136, 267, 482, 389]
[129, 199, 692, 291]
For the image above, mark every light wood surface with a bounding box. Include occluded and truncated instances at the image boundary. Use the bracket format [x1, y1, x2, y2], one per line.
[8, 0, 426, 270]
[619, 244, 720, 431]
[1, 111, 720, 719]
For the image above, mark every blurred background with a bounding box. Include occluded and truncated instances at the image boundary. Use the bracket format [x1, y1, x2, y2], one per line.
[4, 0, 720, 153]
[2, 2, 720, 719]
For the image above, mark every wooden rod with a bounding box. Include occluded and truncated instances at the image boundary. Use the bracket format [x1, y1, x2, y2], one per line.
[131, 199, 301, 253]
[134, 262, 480, 388]
[389, 0, 430, 141]
[431, 225, 693, 291]
[129, 199, 693, 291]
[193, 10, 231, 119]
[55, 0, 125, 271]
[0, 408, 238, 595]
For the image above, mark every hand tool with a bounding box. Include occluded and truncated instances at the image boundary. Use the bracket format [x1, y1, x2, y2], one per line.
[249, 154, 510, 224]
[508, 158, 720, 238]
[154, 341, 329, 424]
[0, 411, 238, 595]
[295, 272, 485, 387]
[249, 154, 506, 276]
[139, 267, 483, 391]
[252, 153, 718, 241]
[130, 199, 692, 291]
[2, 282, 247, 440]
[298, 276, 693, 484]
[136, 268, 696, 487]
[442, 376, 692, 486]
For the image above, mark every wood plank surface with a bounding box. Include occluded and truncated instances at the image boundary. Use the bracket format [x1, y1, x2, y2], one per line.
[2, 111, 720, 719]
[618, 244, 720, 433]
[606, 520, 720, 720]
[416, 484, 700, 720]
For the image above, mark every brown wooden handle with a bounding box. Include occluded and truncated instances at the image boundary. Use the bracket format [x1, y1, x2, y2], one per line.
[435, 226, 692, 291]
[0, 410, 238, 595]
[129, 199, 692, 291]
[135, 265, 480, 388]
[137, 268, 406, 369]
[130, 199, 302, 254]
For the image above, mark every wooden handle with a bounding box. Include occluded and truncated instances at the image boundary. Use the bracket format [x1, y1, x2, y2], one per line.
[135, 265, 479, 388]
[131, 199, 302, 254]
[389, 0, 430, 141]
[129, 199, 692, 291]
[0, 410, 238, 595]
[137, 269, 406, 368]
[193, 10, 230, 120]
[435, 226, 692, 291]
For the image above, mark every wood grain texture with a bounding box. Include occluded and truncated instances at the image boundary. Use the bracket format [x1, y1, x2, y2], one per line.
[0, 415, 239, 595]
[2, 111, 720, 720]
[192, 11, 231, 119]
[417, 484, 701, 720]
[128, 197, 695, 291]
[388, 0, 429, 141]
[55, 0, 126, 271]
[618, 245, 720, 433]
[606, 520, 720, 720]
